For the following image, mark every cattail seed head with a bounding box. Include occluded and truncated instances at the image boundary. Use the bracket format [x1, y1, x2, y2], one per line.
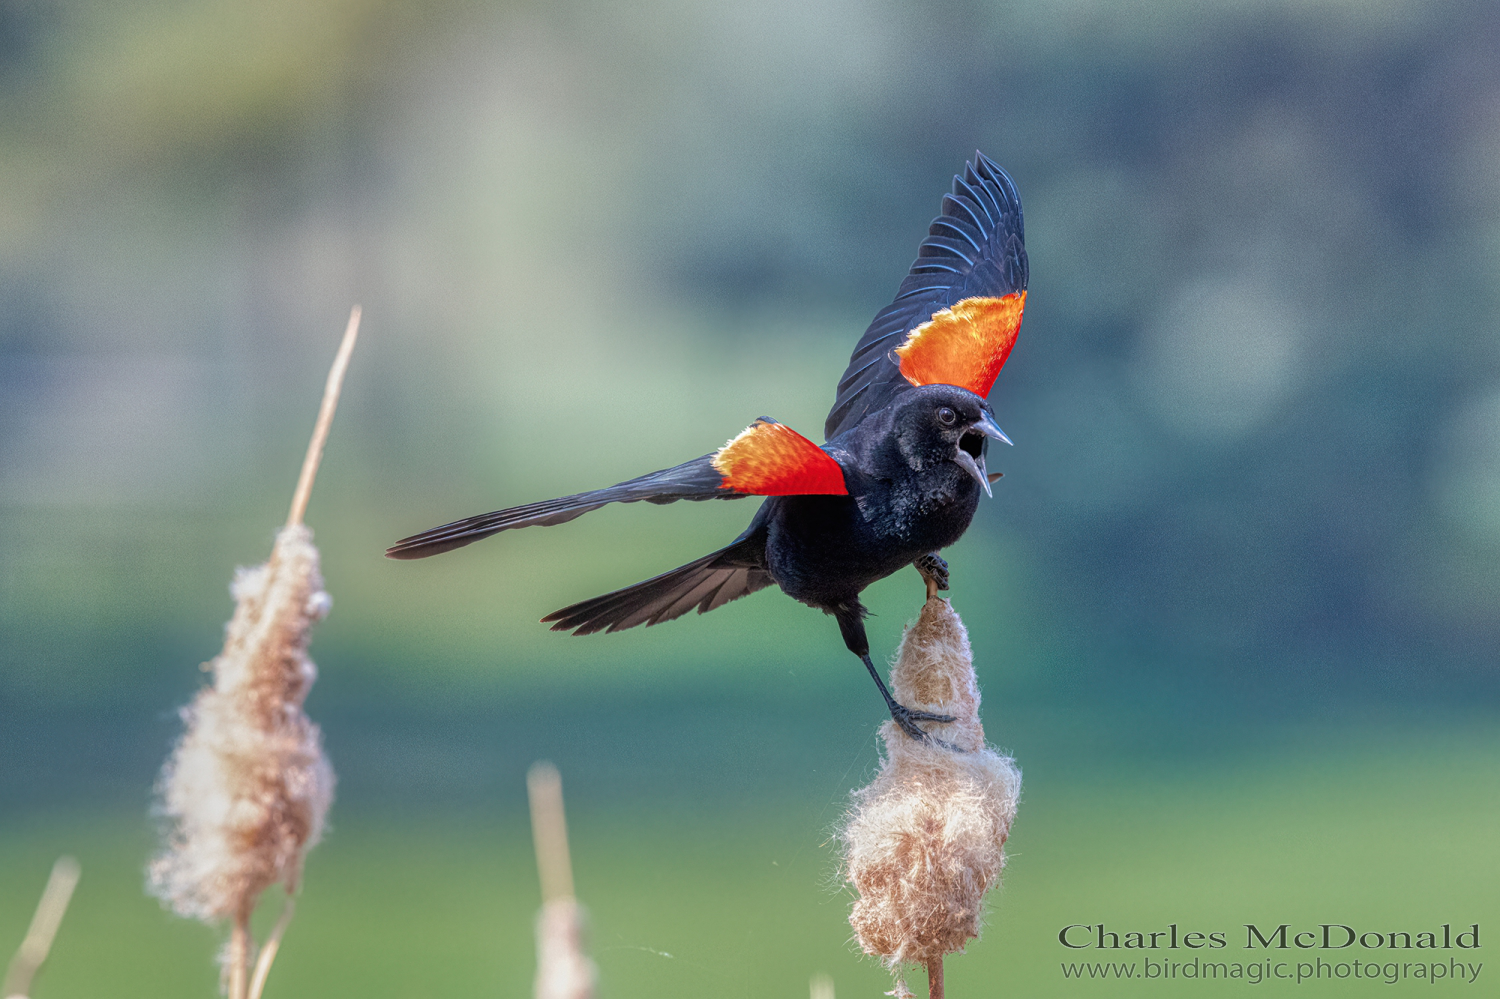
[841, 596, 1020, 970]
[148, 524, 335, 924]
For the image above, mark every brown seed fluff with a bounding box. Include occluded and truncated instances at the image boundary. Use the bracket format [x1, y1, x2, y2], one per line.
[841, 596, 1020, 969]
[148, 524, 335, 923]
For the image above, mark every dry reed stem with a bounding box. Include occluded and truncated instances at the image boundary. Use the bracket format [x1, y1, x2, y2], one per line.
[527, 762, 574, 903]
[809, 972, 835, 999]
[527, 762, 596, 999]
[3, 856, 80, 999]
[149, 308, 360, 997]
[287, 307, 361, 528]
[925, 956, 943, 999]
[228, 921, 251, 999]
[246, 898, 296, 999]
[841, 596, 1021, 994]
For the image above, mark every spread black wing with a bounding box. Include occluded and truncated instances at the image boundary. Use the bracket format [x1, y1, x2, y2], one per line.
[385, 455, 745, 559]
[824, 151, 1028, 441]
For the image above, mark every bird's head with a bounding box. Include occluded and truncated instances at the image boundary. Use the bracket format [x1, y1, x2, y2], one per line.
[890, 384, 1011, 497]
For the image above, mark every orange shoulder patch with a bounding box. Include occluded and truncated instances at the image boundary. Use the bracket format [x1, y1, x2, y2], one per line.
[711, 420, 848, 496]
[894, 291, 1026, 398]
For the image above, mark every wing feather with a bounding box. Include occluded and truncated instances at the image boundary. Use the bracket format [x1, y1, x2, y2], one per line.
[385, 454, 738, 559]
[825, 151, 1028, 440]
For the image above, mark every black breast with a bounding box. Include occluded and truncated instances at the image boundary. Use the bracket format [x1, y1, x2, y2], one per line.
[763, 469, 981, 608]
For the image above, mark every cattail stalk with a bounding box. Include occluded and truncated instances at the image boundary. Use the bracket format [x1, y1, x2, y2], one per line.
[840, 594, 1021, 998]
[3, 856, 81, 999]
[527, 762, 597, 999]
[246, 899, 297, 999]
[148, 308, 360, 998]
[288, 307, 361, 528]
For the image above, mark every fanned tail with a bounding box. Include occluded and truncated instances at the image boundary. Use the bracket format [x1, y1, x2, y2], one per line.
[542, 535, 771, 634]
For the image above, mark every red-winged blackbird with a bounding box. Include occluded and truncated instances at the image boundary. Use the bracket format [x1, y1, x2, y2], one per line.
[389, 151, 1028, 740]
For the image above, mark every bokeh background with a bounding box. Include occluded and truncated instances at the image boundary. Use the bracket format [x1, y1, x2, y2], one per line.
[3, 0, 1498, 995]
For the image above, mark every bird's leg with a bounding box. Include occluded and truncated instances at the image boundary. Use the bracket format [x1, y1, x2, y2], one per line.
[913, 552, 949, 599]
[835, 603, 955, 743]
[858, 652, 958, 742]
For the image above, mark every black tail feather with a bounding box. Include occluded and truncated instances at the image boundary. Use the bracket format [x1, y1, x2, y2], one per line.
[543, 538, 771, 634]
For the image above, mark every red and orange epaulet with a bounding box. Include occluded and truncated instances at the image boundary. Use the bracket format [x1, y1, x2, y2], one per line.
[712, 420, 847, 496]
[894, 291, 1025, 397]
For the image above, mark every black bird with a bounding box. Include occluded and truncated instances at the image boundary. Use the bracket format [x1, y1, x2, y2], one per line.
[388, 151, 1029, 741]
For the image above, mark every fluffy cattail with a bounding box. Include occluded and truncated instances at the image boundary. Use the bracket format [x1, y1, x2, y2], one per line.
[148, 309, 358, 999]
[840, 594, 1021, 997]
[527, 762, 597, 999]
[149, 523, 334, 925]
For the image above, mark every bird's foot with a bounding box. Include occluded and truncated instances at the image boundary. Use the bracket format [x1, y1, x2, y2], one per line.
[914, 553, 949, 599]
[889, 700, 959, 747]
[857, 650, 959, 747]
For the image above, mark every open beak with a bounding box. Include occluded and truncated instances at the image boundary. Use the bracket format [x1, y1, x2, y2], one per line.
[974, 409, 1012, 446]
[955, 449, 992, 497]
[955, 410, 1010, 498]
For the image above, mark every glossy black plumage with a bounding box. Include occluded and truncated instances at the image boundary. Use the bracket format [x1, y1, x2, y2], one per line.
[388, 152, 1029, 740]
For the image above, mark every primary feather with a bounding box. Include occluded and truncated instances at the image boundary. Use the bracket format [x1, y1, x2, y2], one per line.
[824, 151, 1028, 441]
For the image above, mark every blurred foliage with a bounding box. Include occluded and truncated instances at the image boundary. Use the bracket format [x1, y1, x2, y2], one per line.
[3, 0, 1496, 720]
[2, 1, 1498, 993]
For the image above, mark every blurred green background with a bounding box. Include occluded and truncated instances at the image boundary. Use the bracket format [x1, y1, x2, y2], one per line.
[2, 0, 1497, 996]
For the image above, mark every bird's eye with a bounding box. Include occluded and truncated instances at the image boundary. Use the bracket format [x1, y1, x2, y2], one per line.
[936, 406, 957, 427]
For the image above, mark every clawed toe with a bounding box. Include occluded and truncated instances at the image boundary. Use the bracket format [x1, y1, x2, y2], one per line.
[889, 702, 959, 748]
[914, 553, 950, 593]
[891, 711, 930, 742]
[857, 650, 960, 748]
